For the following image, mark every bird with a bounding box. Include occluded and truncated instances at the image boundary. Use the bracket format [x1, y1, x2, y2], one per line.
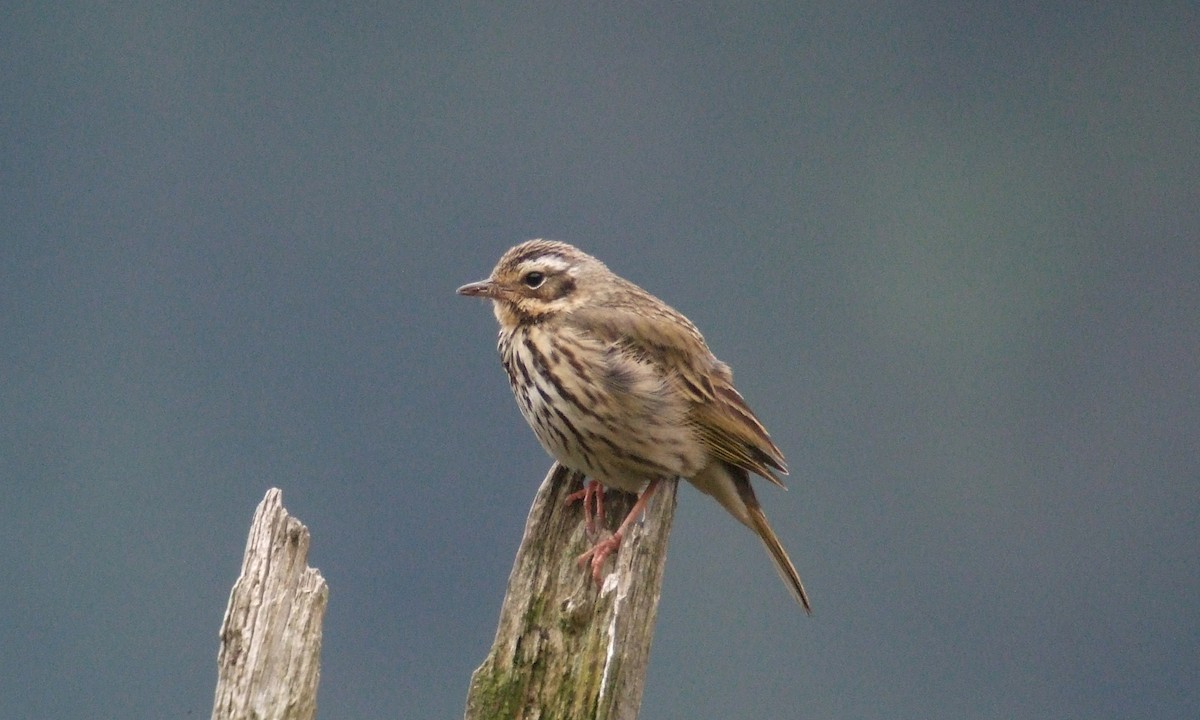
[458, 239, 811, 613]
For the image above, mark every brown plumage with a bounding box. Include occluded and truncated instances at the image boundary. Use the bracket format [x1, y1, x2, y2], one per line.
[458, 239, 811, 612]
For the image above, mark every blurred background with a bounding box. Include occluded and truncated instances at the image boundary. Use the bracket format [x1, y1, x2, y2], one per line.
[2, 3, 1197, 718]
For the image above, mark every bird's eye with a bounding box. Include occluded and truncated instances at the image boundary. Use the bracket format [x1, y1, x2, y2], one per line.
[522, 271, 545, 288]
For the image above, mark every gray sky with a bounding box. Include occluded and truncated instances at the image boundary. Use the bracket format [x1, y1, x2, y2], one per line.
[2, 3, 1197, 718]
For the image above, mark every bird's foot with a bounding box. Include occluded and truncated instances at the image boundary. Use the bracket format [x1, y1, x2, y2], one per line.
[572, 477, 662, 587]
[576, 532, 623, 586]
[564, 478, 606, 537]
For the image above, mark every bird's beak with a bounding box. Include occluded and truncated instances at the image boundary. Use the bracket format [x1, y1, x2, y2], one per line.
[457, 279, 500, 298]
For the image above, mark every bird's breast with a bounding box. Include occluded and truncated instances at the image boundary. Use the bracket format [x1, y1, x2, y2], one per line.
[497, 324, 706, 490]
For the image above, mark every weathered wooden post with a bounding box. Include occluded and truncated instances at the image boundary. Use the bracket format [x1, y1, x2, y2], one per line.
[465, 463, 678, 720]
[212, 488, 328, 720]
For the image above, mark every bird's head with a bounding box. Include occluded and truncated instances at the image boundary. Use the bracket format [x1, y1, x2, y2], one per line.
[457, 239, 604, 326]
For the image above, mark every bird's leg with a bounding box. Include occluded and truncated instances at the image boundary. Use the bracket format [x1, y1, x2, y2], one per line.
[594, 482, 605, 528]
[564, 478, 605, 536]
[576, 478, 661, 585]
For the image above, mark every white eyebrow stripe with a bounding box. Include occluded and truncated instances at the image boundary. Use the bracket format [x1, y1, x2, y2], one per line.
[525, 255, 571, 273]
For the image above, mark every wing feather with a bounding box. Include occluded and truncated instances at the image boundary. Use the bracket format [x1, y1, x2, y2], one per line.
[568, 287, 788, 486]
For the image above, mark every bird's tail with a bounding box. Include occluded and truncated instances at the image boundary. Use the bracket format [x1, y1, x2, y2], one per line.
[735, 474, 813, 614]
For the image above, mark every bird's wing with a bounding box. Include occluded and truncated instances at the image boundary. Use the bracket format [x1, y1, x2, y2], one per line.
[691, 375, 789, 486]
[569, 289, 789, 487]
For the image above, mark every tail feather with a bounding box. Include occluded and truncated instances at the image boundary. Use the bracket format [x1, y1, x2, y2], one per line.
[735, 473, 812, 614]
[746, 503, 812, 614]
[689, 462, 812, 613]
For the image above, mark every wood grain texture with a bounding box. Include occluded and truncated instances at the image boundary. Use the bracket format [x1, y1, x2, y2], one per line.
[212, 489, 328, 720]
[465, 464, 678, 720]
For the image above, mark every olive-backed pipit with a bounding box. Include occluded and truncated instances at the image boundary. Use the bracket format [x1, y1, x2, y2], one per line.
[459, 239, 811, 612]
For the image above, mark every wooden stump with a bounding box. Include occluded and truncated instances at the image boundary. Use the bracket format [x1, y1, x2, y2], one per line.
[212, 489, 329, 720]
[465, 463, 678, 720]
